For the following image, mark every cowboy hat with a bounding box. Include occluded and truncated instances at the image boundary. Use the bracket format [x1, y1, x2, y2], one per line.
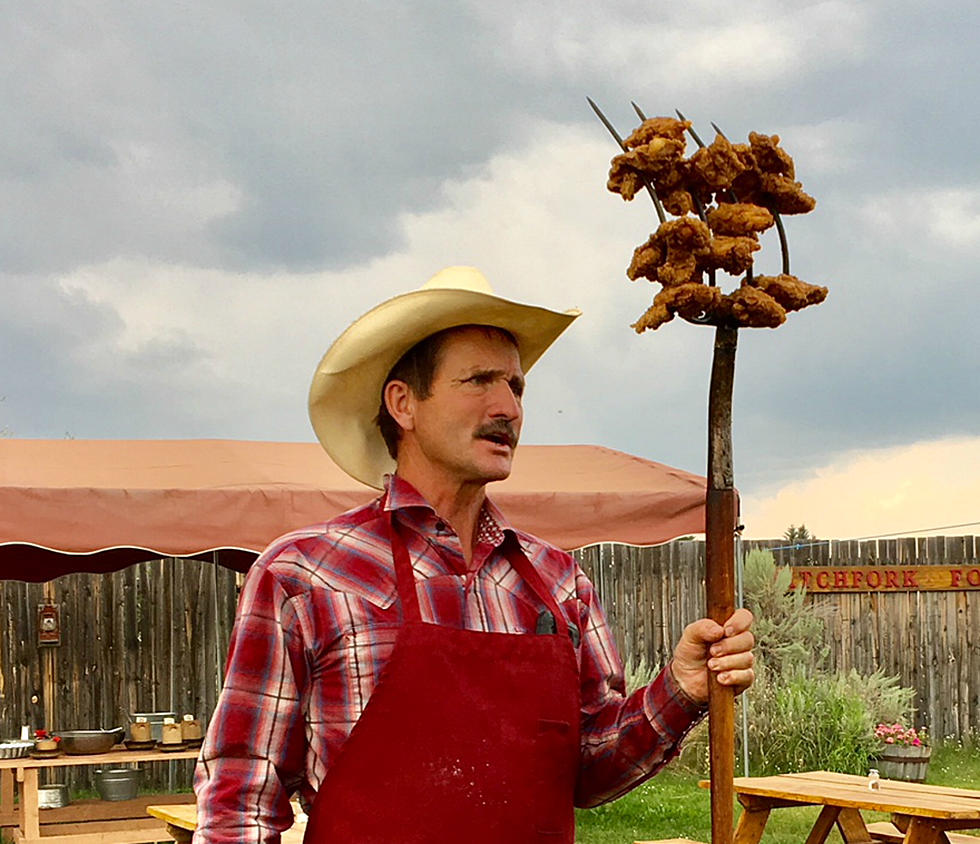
[309, 266, 581, 488]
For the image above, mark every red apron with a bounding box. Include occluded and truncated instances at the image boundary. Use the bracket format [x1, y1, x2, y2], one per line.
[303, 513, 580, 843]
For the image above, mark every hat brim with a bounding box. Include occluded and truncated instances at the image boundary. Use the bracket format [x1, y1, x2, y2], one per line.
[309, 285, 580, 489]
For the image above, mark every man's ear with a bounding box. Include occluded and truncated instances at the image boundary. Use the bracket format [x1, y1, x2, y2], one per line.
[383, 380, 416, 433]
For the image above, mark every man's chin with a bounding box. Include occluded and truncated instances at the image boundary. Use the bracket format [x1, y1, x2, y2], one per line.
[476, 455, 514, 483]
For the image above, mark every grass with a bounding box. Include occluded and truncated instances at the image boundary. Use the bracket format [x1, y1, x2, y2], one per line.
[574, 742, 980, 844]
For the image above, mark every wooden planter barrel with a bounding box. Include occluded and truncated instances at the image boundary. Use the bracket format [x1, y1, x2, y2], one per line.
[874, 744, 931, 782]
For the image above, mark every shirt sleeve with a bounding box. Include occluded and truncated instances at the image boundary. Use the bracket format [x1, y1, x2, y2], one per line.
[573, 568, 707, 808]
[193, 556, 310, 844]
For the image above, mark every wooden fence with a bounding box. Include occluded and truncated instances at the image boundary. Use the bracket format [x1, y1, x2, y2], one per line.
[577, 535, 980, 743]
[0, 557, 238, 790]
[0, 535, 976, 790]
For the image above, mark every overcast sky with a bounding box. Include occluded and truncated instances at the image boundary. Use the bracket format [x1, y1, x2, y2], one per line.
[3, 1, 978, 539]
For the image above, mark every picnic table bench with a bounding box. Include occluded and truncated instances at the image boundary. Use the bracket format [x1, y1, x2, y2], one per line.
[146, 801, 308, 843]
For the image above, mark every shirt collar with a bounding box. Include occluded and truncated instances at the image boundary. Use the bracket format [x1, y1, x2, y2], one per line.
[382, 473, 513, 549]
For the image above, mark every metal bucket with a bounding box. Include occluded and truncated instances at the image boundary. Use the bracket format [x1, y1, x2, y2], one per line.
[94, 768, 140, 801]
[38, 784, 70, 809]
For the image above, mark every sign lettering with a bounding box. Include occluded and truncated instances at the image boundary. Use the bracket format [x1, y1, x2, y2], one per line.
[789, 565, 980, 593]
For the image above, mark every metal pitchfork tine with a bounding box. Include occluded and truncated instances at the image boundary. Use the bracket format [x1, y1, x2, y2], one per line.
[587, 97, 666, 225]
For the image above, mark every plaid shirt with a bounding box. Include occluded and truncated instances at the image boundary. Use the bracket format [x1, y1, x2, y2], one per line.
[194, 475, 705, 844]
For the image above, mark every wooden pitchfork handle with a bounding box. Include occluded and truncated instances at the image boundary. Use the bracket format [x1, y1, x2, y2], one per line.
[706, 324, 738, 844]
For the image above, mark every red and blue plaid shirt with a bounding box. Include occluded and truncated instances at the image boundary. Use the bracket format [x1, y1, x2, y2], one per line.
[194, 475, 704, 844]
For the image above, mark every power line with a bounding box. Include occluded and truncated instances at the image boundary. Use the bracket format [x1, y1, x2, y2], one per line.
[762, 520, 980, 552]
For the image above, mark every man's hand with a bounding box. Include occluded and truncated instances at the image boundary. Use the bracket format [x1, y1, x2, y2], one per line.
[670, 608, 755, 704]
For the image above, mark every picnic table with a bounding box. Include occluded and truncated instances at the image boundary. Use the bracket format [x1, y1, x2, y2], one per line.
[146, 800, 308, 843]
[0, 746, 197, 844]
[714, 770, 980, 844]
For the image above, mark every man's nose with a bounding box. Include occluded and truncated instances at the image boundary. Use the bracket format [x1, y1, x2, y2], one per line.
[489, 380, 522, 420]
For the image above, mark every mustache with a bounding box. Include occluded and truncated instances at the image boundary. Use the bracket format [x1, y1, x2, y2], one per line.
[474, 420, 519, 449]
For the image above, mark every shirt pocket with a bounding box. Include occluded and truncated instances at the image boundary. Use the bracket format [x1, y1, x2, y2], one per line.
[339, 622, 402, 711]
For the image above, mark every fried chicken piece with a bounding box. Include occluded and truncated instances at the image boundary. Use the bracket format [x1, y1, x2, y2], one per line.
[607, 138, 686, 201]
[707, 202, 774, 236]
[661, 188, 695, 216]
[690, 134, 746, 191]
[607, 153, 644, 201]
[657, 216, 711, 286]
[660, 282, 723, 319]
[631, 283, 722, 333]
[751, 274, 828, 312]
[652, 157, 690, 193]
[631, 301, 673, 332]
[625, 117, 691, 147]
[701, 235, 760, 275]
[758, 174, 817, 214]
[627, 232, 666, 281]
[659, 253, 699, 287]
[749, 132, 795, 179]
[633, 137, 686, 172]
[727, 285, 786, 328]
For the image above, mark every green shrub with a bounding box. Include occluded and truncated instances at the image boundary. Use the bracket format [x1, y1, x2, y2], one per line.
[625, 656, 659, 695]
[743, 549, 827, 675]
[740, 550, 917, 775]
[745, 667, 881, 774]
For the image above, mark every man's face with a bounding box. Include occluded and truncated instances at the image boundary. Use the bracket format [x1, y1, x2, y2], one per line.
[406, 326, 525, 487]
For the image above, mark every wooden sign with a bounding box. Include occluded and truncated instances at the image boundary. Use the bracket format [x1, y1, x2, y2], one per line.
[790, 564, 980, 593]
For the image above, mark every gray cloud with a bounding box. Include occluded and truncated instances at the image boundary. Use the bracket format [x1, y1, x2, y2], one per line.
[2, 0, 979, 508]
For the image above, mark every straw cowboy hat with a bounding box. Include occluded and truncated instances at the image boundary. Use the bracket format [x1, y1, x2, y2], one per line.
[309, 266, 581, 488]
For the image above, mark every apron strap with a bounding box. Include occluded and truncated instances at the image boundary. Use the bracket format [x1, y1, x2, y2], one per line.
[503, 541, 569, 637]
[388, 511, 570, 637]
[388, 513, 423, 623]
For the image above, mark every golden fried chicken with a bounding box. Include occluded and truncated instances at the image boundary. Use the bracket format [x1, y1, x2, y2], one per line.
[727, 285, 786, 328]
[751, 274, 828, 312]
[607, 153, 644, 201]
[605, 114, 828, 330]
[707, 202, 774, 236]
[632, 137, 686, 172]
[749, 132, 795, 179]
[661, 188, 695, 216]
[657, 217, 711, 286]
[701, 235, 760, 275]
[607, 138, 686, 201]
[626, 117, 691, 147]
[631, 282, 722, 333]
[690, 134, 746, 190]
[758, 174, 817, 214]
[627, 233, 666, 281]
[631, 301, 673, 332]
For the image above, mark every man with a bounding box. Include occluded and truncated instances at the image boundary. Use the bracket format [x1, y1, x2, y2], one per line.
[194, 266, 754, 844]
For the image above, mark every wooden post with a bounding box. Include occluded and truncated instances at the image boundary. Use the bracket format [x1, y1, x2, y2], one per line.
[42, 580, 57, 731]
[706, 325, 738, 844]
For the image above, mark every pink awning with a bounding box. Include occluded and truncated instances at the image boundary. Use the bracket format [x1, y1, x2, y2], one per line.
[0, 439, 707, 581]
